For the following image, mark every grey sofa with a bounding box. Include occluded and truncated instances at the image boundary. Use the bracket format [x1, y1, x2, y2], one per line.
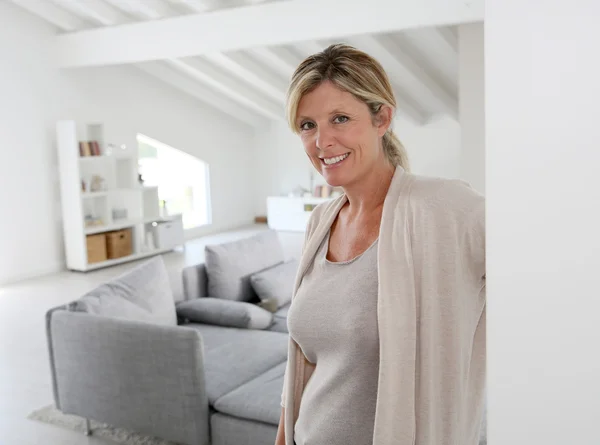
[46, 230, 293, 445]
[46, 229, 487, 445]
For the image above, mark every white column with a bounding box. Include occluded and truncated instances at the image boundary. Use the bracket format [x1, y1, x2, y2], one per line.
[458, 22, 485, 194]
[486, 1, 600, 444]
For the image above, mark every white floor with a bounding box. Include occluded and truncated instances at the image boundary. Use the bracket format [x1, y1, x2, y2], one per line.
[0, 225, 303, 445]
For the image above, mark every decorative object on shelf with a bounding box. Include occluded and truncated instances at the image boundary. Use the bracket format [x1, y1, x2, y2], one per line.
[84, 214, 104, 228]
[86, 234, 107, 264]
[143, 230, 157, 252]
[89, 175, 106, 192]
[106, 229, 133, 259]
[112, 208, 128, 221]
[288, 186, 309, 198]
[105, 143, 127, 157]
[159, 199, 168, 217]
[78, 140, 102, 157]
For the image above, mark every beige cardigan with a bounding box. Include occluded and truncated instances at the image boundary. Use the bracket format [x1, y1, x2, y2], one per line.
[281, 166, 486, 445]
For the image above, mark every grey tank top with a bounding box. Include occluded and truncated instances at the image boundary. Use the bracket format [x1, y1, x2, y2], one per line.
[287, 230, 380, 445]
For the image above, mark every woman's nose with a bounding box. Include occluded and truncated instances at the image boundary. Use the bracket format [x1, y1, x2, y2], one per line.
[316, 127, 335, 151]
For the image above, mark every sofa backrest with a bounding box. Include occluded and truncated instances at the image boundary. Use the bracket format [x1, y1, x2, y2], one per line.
[69, 256, 178, 326]
[182, 263, 209, 301]
[181, 230, 286, 302]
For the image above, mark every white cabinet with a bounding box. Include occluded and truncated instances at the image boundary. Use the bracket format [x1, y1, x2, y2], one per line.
[152, 216, 185, 250]
[266, 196, 334, 232]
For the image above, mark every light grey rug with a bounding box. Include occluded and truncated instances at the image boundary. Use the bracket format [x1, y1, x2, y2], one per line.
[27, 405, 180, 445]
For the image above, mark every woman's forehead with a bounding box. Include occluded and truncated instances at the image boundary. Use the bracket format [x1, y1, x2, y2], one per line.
[297, 85, 361, 117]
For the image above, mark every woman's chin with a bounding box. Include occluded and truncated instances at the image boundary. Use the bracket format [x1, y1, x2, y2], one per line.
[322, 170, 348, 188]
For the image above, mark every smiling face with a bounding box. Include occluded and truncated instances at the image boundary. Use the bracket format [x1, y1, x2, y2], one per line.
[295, 81, 391, 188]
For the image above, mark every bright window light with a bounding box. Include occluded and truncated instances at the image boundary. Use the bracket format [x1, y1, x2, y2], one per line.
[137, 134, 211, 230]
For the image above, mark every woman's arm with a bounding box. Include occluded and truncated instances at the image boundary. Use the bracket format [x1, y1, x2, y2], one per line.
[275, 407, 285, 445]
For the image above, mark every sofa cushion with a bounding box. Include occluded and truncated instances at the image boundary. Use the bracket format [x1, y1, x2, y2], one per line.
[70, 256, 176, 326]
[176, 298, 273, 330]
[274, 303, 290, 319]
[211, 413, 278, 445]
[249, 259, 298, 308]
[214, 362, 286, 425]
[205, 230, 284, 302]
[184, 323, 287, 404]
[266, 317, 288, 333]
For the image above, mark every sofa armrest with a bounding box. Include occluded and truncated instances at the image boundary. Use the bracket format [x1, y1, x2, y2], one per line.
[47, 310, 209, 445]
[182, 263, 208, 300]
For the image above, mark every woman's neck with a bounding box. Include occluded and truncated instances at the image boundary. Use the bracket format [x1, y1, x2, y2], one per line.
[342, 162, 395, 215]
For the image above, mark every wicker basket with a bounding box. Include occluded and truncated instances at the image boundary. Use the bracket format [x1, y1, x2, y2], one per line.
[86, 234, 107, 264]
[106, 228, 133, 259]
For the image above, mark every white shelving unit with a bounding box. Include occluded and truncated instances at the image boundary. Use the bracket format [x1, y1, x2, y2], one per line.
[266, 196, 334, 232]
[56, 120, 185, 272]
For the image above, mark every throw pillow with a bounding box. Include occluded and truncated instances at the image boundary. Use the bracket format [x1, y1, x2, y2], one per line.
[257, 298, 279, 313]
[176, 298, 273, 330]
[249, 259, 299, 308]
[204, 230, 285, 302]
[70, 256, 177, 326]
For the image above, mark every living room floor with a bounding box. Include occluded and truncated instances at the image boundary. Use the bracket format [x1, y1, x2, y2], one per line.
[0, 225, 302, 445]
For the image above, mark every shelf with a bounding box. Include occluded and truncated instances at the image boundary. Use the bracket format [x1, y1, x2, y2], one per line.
[84, 215, 178, 234]
[79, 155, 111, 162]
[82, 191, 110, 198]
[85, 219, 139, 235]
[84, 247, 176, 271]
[81, 187, 155, 196]
[79, 155, 134, 162]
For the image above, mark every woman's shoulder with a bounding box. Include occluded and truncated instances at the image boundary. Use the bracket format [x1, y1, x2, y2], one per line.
[406, 173, 484, 217]
[304, 194, 346, 235]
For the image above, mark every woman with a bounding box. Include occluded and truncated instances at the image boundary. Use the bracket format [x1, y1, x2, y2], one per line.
[275, 44, 486, 445]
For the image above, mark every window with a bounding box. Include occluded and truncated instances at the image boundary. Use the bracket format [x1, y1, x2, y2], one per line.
[137, 134, 211, 230]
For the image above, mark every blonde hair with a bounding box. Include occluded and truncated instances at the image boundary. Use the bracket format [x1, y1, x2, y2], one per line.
[286, 43, 410, 171]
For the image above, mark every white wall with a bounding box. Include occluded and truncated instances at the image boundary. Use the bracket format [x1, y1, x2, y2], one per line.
[486, 1, 600, 444]
[459, 22, 485, 194]
[253, 115, 461, 215]
[0, 3, 65, 285]
[0, 2, 255, 285]
[60, 67, 256, 241]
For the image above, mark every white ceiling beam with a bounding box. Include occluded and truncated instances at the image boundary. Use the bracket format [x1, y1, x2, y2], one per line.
[247, 46, 301, 80]
[391, 87, 428, 125]
[135, 61, 269, 128]
[103, 0, 177, 20]
[164, 0, 212, 14]
[293, 41, 327, 57]
[49, 0, 130, 26]
[203, 52, 287, 103]
[346, 35, 458, 119]
[166, 58, 284, 120]
[8, 0, 88, 31]
[55, 0, 484, 68]
[436, 26, 459, 53]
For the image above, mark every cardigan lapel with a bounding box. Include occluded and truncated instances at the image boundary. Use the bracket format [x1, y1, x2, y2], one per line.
[284, 194, 347, 445]
[373, 166, 417, 445]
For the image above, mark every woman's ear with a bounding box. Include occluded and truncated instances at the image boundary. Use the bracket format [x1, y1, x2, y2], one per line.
[375, 105, 393, 137]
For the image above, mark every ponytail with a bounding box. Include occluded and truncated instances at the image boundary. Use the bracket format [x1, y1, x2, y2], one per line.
[382, 131, 410, 172]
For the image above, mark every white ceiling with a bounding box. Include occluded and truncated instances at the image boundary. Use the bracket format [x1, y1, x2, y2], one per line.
[10, 0, 463, 127]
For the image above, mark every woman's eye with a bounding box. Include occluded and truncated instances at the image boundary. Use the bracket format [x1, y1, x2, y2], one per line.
[300, 121, 315, 131]
[333, 115, 349, 124]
